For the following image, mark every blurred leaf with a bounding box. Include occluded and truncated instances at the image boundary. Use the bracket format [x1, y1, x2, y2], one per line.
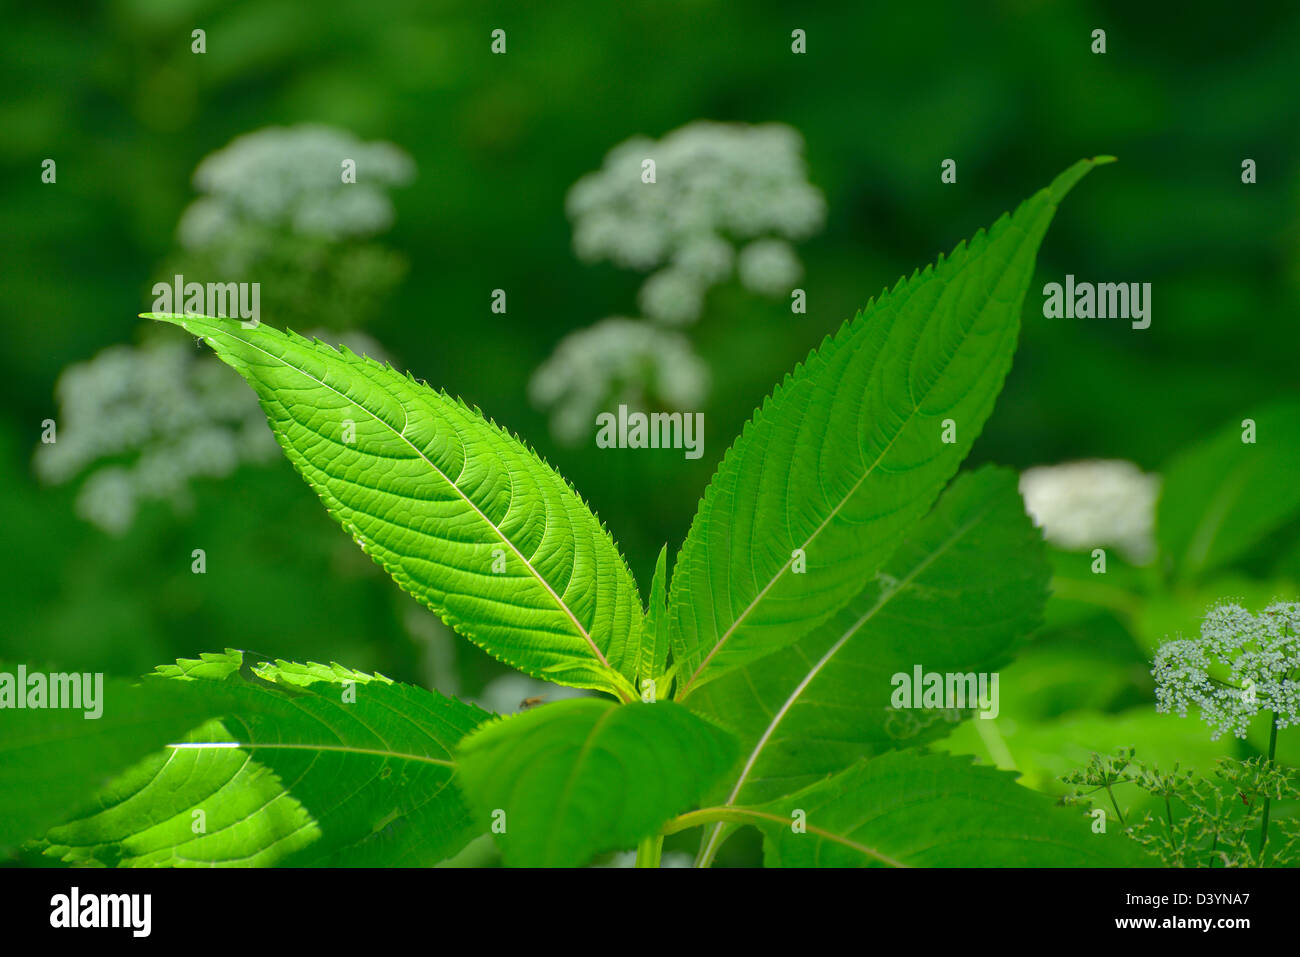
[986, 620, 1151, 721]
[1135, 575, 1299, 658]
[1157, 398, 1300, 581]
[1043, 545, 1150, 629]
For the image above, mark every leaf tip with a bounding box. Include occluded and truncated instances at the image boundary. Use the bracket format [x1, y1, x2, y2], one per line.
[1046, 156, 1113, 205]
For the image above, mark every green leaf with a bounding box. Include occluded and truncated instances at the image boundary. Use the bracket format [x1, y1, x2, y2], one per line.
[38, 651, 491, 867]
[637, 545, 671, 697]
[689, 467, 1049, 862]
[747, 750, 1151, 867]
[1157, 397, 1300, 581]
[144, 313, 642, 699]
[667, 159, 1109, 698]
[0, 667, 230, 853]
[456, 697, 737, 867]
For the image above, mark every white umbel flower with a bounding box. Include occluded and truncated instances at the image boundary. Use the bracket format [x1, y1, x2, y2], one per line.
[178, 124, 414, 247]
[737, 238, 803, 296]
[1154, 601, 1300, 740]
[34, 340, 277, 533]
[638, 267, 706, 325]
[36, 330, 389, 534]
[528, 319, 709, 446]
[567, 120, 824, 277]
[535, 121, 824, 442]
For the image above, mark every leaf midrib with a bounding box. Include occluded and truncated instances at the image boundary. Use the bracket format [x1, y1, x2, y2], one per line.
[166, 741, 456, 768]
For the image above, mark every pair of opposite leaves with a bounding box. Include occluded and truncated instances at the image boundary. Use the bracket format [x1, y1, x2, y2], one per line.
[147, 158, 1110, 704]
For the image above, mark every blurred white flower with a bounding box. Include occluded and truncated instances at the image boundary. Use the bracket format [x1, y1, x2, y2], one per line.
[737, 238, 803, 296]
[1018, 459, 1161, 563]
[36, 329, 390, 534]
[34, 339, 278, 534]
[166, 125, 414, 331]
[178, 124, 414, 247]
[567, 121, 824, 273]
[673, 234, 734, 284]
[529, 319, 710, 446]
[638, 267, 706, 325]
[536, 121, 823, 443]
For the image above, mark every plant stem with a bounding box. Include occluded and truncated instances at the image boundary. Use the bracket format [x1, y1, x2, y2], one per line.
[635, 834, 663, 868]
[1258, 712, 1278, 861]
[973, 717, 1015, 770]
[1103, 784, 1125, 826]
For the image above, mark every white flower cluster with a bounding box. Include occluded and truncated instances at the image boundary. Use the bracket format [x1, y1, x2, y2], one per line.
[566, 120, 824, 323]
[529, 319, 709, 445]
[34, 339, 277, 534]
[535, 122, 823, 444]
[36, 330, 388, 534]
[177, 124, 415, 248]
[1018, 459, 1161, 563]
[1153, 601, 1300, 740]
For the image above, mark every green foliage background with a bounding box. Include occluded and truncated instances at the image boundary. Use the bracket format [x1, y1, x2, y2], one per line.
[2, 1, 1298, 865]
